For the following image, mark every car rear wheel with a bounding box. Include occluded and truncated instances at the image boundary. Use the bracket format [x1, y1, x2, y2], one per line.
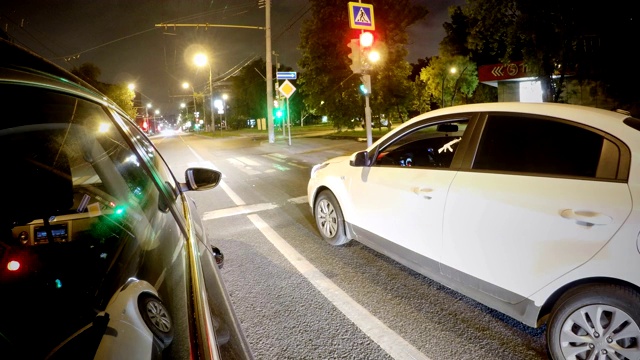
[547, 284, 640, 360]
[138, 293, 174, 347]
[314, 190, 350, 246]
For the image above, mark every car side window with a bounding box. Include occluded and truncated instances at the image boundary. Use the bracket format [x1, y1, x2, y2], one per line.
[1, 85, 187, 358]
[473, 114, 617, 179]
[113, 113, 180, 204]
[375, 120, 468, 168]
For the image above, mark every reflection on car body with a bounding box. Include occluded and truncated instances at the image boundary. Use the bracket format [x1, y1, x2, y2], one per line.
[0, 38, 253, 359]
[308, 102, 640, 360]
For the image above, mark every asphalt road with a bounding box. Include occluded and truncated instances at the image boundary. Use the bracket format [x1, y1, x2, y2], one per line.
[152, 130, 549, 360]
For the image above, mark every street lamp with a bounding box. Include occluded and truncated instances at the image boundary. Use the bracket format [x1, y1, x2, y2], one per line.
[194, 53, 213, 132]
[222, 93, 228, 130]
[152, 109, 160, 134]
[180, 102, 188, 117]
[182, 82, 198, 121]
[441, 67, 457, 108]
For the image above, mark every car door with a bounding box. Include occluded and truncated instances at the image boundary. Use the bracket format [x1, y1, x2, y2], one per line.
[441, 113, 632, 302]
[346, 118, 470, 266]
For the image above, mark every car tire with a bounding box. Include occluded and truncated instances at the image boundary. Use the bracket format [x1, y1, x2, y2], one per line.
[314, 190, 350, 246]
[138, 293, 174, 347]
[546, 284, 640, 360]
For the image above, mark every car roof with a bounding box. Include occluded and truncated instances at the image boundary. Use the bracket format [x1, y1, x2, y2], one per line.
[407, 101, 632, 135]
[411, 102, 630, 123]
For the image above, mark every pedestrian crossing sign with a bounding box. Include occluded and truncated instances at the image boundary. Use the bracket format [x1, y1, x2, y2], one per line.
[348, 2, 375, 30]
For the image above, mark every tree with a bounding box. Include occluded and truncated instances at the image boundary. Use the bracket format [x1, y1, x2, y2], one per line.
[298, 0, 427, 130]
[458, 0, 639, 111]
[229, 58, 268, 126]
[70, 63, 135, 118]
[419, 55, 478, 108]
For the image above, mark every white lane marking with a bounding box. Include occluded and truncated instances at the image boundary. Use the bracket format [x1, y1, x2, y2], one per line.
[202, 203, 277, 220]
[187, 161, 219, 171]
[288, 196, 308, 204]
[188, 146, 213, 166]
[186, 146, 244, 206]
[220, 181, 245, 206]
[247, 214, 430, 360]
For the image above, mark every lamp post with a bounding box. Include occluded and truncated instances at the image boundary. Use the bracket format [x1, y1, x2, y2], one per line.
[182, 82, 198, 122]
[181, 102, 187, 117]
[222, 93, 228, 130]
[145, 103, 152, 132]
[441, 67, 457, 108]
[194, 53, 213, 132]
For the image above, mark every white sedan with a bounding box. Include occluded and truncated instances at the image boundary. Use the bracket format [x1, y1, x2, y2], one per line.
[307, 102, 640, 360]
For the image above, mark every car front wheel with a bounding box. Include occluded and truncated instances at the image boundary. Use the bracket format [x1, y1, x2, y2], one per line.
[314, 190, 350, 246]
[547, 284, 640, 360]
[138, 293, 174, 347]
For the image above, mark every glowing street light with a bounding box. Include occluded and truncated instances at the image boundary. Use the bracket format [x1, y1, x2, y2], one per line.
[442, 67, 457, 108]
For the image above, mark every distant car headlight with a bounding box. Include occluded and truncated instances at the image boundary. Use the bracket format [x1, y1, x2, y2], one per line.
[310, 163, 328, 178]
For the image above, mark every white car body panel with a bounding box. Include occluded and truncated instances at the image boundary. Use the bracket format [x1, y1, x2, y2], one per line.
[442, 172, 632, 299]
[346, 166, 456, 261]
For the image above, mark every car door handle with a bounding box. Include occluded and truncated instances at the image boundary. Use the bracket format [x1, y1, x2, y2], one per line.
[412, 187, 433, 199]
[560, 209, 612, 226]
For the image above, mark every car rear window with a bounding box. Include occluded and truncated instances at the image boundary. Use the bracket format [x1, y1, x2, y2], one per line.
[623, 117, 640, 131]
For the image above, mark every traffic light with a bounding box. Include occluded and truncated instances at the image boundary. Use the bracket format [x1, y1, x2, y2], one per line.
[359, 31, 376, 70]
[360, 74, 371, 95]
[347, 38, 361, 74]
[359, 31, 374, 48]
[273, 101, 286, 124]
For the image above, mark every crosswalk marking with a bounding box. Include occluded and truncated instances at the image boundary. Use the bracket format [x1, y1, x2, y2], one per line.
[227, 158, 261, 175]
[202, 196, 308, 220]
[263, 154, 287, 162]
[288, 196, 308, 204]
[236, 156, 261, 166]
[202, 202, 277, 220]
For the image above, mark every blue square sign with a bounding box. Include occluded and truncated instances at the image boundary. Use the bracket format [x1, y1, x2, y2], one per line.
[348, 2, 375, 30]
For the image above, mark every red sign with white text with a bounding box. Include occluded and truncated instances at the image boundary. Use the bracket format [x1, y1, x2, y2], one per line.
[478, 61, 529, 82]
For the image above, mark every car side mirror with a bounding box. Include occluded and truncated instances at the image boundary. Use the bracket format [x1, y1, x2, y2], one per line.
[350, 151, 371, 167]
[211, 246, 224, 269]
[181, 168, 222, 192]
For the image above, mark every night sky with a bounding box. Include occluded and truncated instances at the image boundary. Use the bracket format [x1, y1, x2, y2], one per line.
[0, 0, 465, 115]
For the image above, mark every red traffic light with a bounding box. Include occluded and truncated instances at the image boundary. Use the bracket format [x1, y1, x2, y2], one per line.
[359, 32, 374, 47]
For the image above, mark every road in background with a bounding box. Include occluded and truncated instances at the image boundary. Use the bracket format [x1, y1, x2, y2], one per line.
[153, 131, 549, 360]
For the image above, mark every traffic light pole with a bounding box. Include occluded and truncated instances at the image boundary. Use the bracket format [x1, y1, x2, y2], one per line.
[363, 73, 373, 147]
[286, 97, 292, 146]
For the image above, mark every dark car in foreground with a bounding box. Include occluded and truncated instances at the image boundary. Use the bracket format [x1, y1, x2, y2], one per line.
[0, 38, 253, 359]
